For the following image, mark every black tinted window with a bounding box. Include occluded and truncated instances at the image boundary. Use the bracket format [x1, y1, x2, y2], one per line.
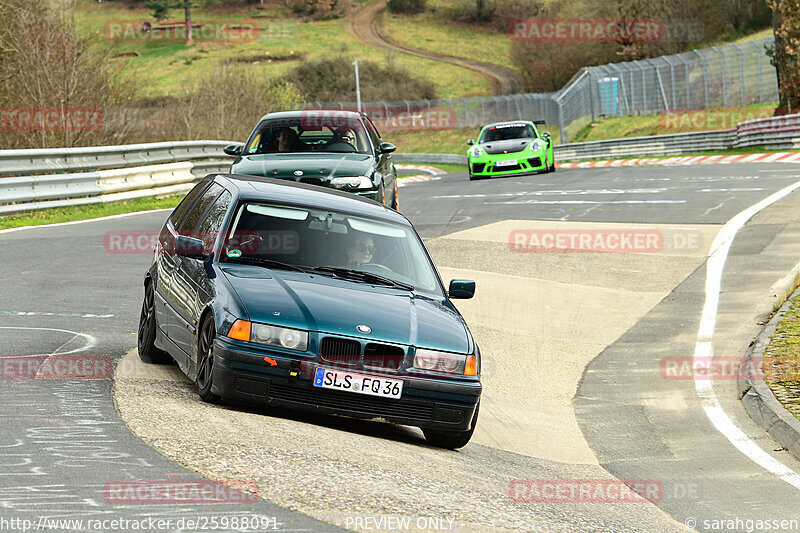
[169, 181, 209, 228]
[364, 117, 381, 150]
[176, 183, 223, 234]
[197, 190, 232, 253]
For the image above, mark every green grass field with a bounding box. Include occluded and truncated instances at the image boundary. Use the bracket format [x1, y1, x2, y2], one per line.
[75, 0, 488, 99]
[382, 11, 515, 71]
[570, 103, 778, 143]
[0, 196, 181, 230]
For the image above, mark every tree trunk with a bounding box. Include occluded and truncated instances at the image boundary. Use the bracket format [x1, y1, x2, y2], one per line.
[185, 1, 192, 45]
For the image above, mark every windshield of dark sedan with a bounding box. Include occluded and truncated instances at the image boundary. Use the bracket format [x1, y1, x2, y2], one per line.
[479, 123, 536, 143]
[244, 116, 372, 155]
[221, 202, 442, 294]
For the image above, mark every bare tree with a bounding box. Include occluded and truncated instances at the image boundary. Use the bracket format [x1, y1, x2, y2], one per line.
[0, 0, 139, 148]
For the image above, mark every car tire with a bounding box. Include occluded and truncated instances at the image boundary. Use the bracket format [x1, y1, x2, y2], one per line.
[196, 316, 221, 404]
[422, 402, 479, 450]
[138, 281, 171, 364]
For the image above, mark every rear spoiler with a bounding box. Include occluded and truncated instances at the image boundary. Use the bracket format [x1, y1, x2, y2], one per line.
[533, 120, 546, 125]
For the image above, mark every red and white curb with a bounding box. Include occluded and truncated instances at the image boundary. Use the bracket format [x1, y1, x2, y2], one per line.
[557, 152, 800, 169]
[395, 164, 445, 187]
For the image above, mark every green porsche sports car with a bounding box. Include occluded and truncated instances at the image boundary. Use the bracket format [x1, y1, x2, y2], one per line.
[467, 120, 555, 180]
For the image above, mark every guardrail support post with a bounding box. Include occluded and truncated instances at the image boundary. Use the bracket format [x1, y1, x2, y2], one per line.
[693, 50, 710, 108]
[732, 44, 746, 105]
[712, 46, 728, 107]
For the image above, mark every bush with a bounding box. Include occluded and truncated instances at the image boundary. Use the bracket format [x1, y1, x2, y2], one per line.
[0, 1, 139, 149]
[284, 55, 438, 102]
[134, 66, 303, 142]
[387, 0, 426, 15]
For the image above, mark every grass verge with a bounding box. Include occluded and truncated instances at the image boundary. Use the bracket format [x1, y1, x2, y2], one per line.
[764, 291, 800, 423]
[571, 103, 778, 143]
[0, 195, 182, 230]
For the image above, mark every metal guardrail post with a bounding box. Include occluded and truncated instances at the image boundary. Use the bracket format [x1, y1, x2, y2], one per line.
[712, 46, 728, 107]
[749, 41, 764, 102]
[632, 61, 647, 115]
[731, 43, 746, 105]
[647, 58, 670, 113]
[693, 50, 710, 109]
[663, 56, 678, 110]
[556, 98, 567, 143]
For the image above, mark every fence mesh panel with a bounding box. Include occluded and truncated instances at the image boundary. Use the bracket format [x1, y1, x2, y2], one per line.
[302, 37, 776, 143]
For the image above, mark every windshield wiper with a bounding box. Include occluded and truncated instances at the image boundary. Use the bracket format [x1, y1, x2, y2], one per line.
[311, 267, 414, 291]
[226, 256, 309, 273]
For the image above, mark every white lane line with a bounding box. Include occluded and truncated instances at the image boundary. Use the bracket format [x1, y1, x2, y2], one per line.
[0, 208, 172, 235]
[0, 327, 97, 355]
[493, 200, 686, 205]
[694, 179, 800, 489]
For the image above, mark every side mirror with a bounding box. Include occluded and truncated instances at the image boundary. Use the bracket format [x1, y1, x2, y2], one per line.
[542, 132, 551, 138]
[379, 142, 396, 154]
[175, 235, 207, 259]
[223, 144, 242, 156]
[448, 279, 475, 299]
[466, 139, 474, 146]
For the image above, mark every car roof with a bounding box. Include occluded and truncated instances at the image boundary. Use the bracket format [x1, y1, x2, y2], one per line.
[255, 109, 365, 124]
[212, 174, 411, 226]
[481, 120, 533, 130]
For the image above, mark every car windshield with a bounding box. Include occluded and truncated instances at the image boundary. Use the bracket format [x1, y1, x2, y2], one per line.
[479, 123, 535, 143]
[221, 202, 442, 294]
[244, 115, 372, 155]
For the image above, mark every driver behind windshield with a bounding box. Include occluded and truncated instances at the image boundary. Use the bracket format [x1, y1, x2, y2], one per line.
[346, 234, 375, 266]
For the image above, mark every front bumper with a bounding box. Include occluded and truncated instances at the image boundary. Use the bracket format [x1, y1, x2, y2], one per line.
[211, 339, 481, 431]
[470, 154, 547, 177]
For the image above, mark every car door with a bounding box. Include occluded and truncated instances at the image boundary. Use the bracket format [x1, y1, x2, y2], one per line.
[169, 183, 225, 360]
[154, 181, 210, 351]
[364, 116, 396, 206]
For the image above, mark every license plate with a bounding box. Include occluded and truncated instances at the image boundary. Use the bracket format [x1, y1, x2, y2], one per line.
[313, 368, 403, 399]
[494, 159, 517, 167]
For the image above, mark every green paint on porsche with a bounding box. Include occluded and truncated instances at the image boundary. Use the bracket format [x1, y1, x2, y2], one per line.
[466, 120, 555, 180]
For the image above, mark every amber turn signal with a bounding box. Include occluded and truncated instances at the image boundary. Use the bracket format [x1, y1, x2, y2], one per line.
[228, 319, 251, 341]
[464, 354, 478, 376]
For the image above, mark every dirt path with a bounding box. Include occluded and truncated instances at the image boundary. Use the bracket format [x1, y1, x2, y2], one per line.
[347, 0, 524, 95]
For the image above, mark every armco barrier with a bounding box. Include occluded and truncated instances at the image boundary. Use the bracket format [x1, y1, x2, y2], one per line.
[0, 162, 199, 216]
[3, 113, 800, 213]
[0, 140, 235, 178]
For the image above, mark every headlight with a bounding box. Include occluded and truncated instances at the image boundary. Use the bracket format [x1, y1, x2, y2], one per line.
[413, 348, 478, 376]
[330, 176, 372, 189]
[228, 319, 308, 352]
[469, 146, 483, 157]
[529, 140, 545, 152]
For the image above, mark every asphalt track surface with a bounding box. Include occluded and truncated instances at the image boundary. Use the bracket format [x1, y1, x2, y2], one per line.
[2, 162, 800, 531]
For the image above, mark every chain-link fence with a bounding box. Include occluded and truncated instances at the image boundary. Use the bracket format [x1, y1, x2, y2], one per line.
[302, 37, 777, 143]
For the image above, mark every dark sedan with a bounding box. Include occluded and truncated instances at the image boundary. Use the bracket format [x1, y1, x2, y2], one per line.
[224, 110, 399, 210]
[138, 174, 481, 448]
